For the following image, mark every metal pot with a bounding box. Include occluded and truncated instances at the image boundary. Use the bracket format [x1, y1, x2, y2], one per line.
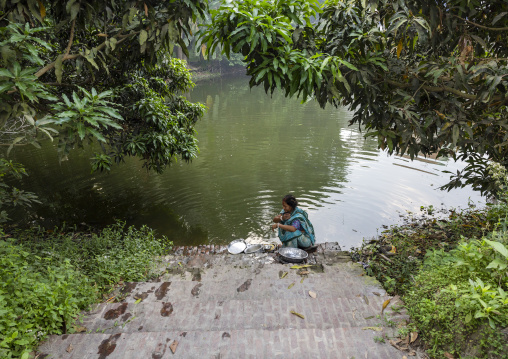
[278, 247, 308, 263]
[244, 244, 264, 254]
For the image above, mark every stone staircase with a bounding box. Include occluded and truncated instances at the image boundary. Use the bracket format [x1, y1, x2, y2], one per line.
[37, 244, 411, 358]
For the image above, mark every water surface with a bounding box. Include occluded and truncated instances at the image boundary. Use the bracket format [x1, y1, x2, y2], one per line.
[11, 75, 484, 248]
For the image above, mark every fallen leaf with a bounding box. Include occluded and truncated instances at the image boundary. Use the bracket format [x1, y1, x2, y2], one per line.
[300, 277, 304, 283]
[362, 294, 369, 305]
[364, 315, 375, 319]
[402, 356, 408, 359]
[410, 332, 418, 343]
[74, 326, 87, 333]
[381, 298, 391, 313]
[298, 270, 310, 275]
[290, 264, 312, 269]
[66, 344, 73, 353]
[105, 296, 116, 303]
[402, 335, 410, 344]
[288, 283, 295, 289]
[144, 2, 148, 16]
[373, 292, 381, 296]
[281, 271, 288, 279]
[309, 291, 317, 298]
[444, 353, 454, 359]
[362, 327, 383, 331]
[408, 351, 416, 357]
[135, 298, 142, 304]
[170, 340, 179, 354]
[389, 339, 410, 352]
[290, 310, 305, 319]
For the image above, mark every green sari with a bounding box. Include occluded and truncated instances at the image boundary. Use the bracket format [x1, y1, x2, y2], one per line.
[278, 207, 315, 248]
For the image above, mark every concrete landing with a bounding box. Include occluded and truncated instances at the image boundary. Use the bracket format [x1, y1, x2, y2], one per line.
[37, 244, 413, 358]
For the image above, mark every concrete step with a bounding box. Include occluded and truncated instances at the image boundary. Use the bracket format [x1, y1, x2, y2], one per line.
[156, 261, 360, 283]
[38, 328, 404, 359]
[78, 296, 408, 335]
[118, 276, 387, 304]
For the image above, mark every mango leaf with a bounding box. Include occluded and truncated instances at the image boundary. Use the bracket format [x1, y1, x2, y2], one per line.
[397, 39, 403, 58]
[410, 331, 418, 343]
[290, 264, 312, 269]
[381, 298, 391, 313]
[290, 310, 304, 319]
[70, 2, 80, 20]
[139, 30, 148, 45]
[452, 125, 459, 146]
[362, 327, 383, 331]
[55, 54, 64, 84]
[492, 12, 507, 25]
[38, 0, 46, 20]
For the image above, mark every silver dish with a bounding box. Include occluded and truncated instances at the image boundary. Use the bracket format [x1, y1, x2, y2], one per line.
[227, 239, 247, 254]
[244, 244, 264, 254]
[278, 247, 308, 263]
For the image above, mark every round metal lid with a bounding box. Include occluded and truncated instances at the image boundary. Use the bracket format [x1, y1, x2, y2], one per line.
[227, 239, 247, 254]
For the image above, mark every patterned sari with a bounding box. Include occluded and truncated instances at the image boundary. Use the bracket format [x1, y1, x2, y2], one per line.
[278, 207, 315, 248]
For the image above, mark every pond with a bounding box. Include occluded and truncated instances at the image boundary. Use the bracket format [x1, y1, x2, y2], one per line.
[11, 75, 484, 249]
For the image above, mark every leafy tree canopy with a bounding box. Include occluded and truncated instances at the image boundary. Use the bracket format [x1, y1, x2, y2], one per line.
[0, 0, 208, 222]
[201, 0, 508, 195]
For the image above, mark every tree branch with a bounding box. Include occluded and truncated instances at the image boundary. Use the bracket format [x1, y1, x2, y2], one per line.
[453, 15, 508, 31]
[35, 30, 138, 78]
[64, 19, 76, 58]
[385, 79, 477, 100]
[35, 53, 80, 78]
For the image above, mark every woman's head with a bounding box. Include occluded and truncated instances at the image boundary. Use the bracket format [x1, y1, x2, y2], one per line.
[282, 194, 298, 212]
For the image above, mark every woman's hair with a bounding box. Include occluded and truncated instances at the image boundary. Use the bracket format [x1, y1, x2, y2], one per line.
[282, 194, 298, 209]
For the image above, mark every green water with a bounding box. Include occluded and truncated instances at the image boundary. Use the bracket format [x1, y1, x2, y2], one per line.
[10, 75, 484, 248]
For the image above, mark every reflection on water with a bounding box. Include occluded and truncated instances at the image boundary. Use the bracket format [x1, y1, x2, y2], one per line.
[10, 75, 484, 248]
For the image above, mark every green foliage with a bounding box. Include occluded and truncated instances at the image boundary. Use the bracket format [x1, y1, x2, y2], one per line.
[356, 198, 508, 357]
[0, 237, 94, 359]
[0, 0, 208, 220]
[202, 0, 508, 194]
[404, 228, 508, 357]
[376, 206, 508, 357]
[0, 222, 169, 358]
[16, 221, 169, 291]
[0, 159, 39, 223]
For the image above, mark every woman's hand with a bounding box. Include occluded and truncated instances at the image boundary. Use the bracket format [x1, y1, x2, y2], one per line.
[282, 212, 291, 221]
[273, 214, 283, 223]
[271, 223, 278, 231]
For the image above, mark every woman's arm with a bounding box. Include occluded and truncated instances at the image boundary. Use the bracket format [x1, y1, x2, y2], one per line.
[271, 223, 297, 232]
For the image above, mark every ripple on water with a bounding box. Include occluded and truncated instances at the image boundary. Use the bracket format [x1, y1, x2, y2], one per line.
[10, 75, 485, 249]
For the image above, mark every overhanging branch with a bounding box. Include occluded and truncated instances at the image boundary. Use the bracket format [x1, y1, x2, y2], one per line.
[35, 30, 138, 78]
[453, 15, 508, 31]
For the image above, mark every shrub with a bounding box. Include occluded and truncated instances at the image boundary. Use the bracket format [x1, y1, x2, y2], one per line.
[0, 222, 170, 358]
[404, 227, 508, 358]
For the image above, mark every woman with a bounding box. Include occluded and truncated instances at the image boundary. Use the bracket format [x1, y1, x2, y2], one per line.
[271, 194, 316, 249]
